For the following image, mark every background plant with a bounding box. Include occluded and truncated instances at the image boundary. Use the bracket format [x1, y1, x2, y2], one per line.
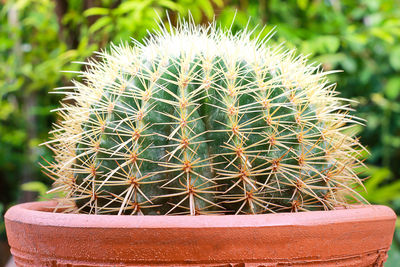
[1, 0, 399, 265]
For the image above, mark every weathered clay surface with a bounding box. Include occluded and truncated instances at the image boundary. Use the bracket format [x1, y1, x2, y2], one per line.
[5, 201, 396, 267]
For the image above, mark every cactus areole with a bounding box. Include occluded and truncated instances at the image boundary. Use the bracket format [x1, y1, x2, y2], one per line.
[43, 20, 366, 216]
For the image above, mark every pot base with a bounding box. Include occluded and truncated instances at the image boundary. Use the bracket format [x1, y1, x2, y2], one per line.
[10, 248, 390, 266]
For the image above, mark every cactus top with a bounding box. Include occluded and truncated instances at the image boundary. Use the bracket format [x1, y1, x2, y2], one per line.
[43, 20, 366, 215]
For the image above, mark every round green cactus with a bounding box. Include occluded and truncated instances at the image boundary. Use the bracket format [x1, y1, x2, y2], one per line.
[43, 20, 366, 215]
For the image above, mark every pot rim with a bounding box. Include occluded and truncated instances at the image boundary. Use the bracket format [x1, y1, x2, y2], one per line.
[5, 201, 397, 266]
[5, 201, 395, 229]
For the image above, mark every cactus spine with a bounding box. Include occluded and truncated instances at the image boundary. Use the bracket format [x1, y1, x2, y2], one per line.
[43, 20, 366, 215]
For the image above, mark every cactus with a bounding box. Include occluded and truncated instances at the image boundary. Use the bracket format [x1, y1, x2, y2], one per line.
[42, 20, 366, 215]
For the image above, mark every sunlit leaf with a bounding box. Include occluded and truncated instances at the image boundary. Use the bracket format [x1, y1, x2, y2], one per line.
[89, 16, 112, 34]
[83, 7, 109, 17]
[389, 47, 400, 71]
[297, 0, 308, 10]
[21, 181, 48, 197]
[385, 77, 400, 100]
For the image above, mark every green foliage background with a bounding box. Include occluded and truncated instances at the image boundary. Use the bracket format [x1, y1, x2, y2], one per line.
[1, 0, 400, 265]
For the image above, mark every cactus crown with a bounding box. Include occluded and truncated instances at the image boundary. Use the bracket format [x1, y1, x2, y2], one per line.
[43, 19, 366, 215]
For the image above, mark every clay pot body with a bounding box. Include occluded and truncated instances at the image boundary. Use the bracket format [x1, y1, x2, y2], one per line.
[5, 201, 396, 266]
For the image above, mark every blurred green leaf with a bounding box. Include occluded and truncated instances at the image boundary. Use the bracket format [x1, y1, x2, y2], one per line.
[386, 229, 400, 267]
[359, 166, 400, 205]
[385, 77, 400, 100]
[89, 16, 112, 34]
[0, 101, 14, 120]
[212, 0, 223, 8]
[297, 0, 308, 10]
[389, 47, 400, 70]
[371, 27, 394, 43]
[116, 0, 150, 14]
[0, 202, 4, 238]
[158, 0, 183, 12]
[83, 7, 109, 17]
[21, 181, 48, 197]
[196, 0, 214, 19]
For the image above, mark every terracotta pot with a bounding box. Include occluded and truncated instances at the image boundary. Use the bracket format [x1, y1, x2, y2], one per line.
[5, 201, 396, 266]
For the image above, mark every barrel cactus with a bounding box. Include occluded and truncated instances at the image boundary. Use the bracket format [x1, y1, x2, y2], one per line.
[43, 20, 366, 215]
